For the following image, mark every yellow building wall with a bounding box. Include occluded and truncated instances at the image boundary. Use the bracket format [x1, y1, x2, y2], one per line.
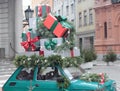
[76, 0, 95, 34]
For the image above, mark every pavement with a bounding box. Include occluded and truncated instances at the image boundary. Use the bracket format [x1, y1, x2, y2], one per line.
[85, 60, 120, 90]
[0, 59, 16, 91]
[0, 59, 120, 91]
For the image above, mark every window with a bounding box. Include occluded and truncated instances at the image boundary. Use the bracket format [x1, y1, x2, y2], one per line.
[78, 0, 81, 3]
[84, 10, 87, 25]
[79, 12, 82, 27]
[58, 10, 60, 15]
[71, 4, 74, 14]
[66, 6, 69, 16]
[104, 22, 107, 38]
[37, 67, 62, 80]
[62, 5, 63, 15]
[0, 48, 5, 58]
[79, 38, 82, 50]
[89, 9, 93, 24]
[17, 68, 34, 80]
[71, 19, 74, 24]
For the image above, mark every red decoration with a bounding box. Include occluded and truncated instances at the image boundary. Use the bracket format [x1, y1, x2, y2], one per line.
[38, 6, 42, 17]
[43, 14, 68, 37]
[21, 32, 40, 51]
[99, 73, 105, 84]
[53, 23, 67, 37]
[70, 48, 74, 57]
[46, 5, 51, 14]
[38, 5, 51, 17]
[39, 50, 44, 56]
[43, 13, 57, 30]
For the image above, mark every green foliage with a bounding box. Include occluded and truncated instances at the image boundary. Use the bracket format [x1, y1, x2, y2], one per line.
[13, 55, 28, 67]
[80, 73, 108, 83]
[62, 56, 84, 68]
[47, 55, 63, 67]
[103, 50, 117, 63]
[57, 76, 70, 89]
[37, 19, 55, 38]
[13, 55, 84, 68]
[81, 49, 97, 62]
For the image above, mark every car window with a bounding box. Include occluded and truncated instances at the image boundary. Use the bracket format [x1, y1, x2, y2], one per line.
[16, 68, 34, 80]
[63, 67, 83, 80]
[37, 67, 62, 80]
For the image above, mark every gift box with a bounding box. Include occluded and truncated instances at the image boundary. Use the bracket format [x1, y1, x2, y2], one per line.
[43, 13, 58, 30]
[16, 51, 39, 56]
[29, 17, 40, 30]
[43, 14, 72, 37]
[53, 23, 68, 37]
[38, 5, 51, 17]
[21, 29, 40, 51]
[40, 38, 63, 57]
[59, 47, 80, 57]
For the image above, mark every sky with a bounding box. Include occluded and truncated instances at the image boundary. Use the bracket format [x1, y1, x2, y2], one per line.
[22, 0, 32, 18]
[23, 0, 31, 11]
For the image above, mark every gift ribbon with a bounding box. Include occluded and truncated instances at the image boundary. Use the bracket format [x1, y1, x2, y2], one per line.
[21, 32, 40, 51]
[38, 6, 42, 17]
[99, 73, 105, 84]
[49, 21, 58, 32]
[55, 15, 72, 29]
[70, 48, 74, 57]
[46, 5, 51, 14]
[44, 39, 57, 50]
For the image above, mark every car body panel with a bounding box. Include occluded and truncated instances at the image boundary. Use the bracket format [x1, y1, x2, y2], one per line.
[3, 66, 116, 91]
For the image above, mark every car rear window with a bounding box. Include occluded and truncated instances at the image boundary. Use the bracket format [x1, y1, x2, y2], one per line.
[37, 67, 62, 80]
[16, 68, 34, 80]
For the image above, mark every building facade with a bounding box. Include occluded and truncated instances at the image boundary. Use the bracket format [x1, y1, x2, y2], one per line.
[94, 0, 120, 59]
[53, 0, 76, 26]
[75, 0, 95, 50]
[0, 0, 23, 59]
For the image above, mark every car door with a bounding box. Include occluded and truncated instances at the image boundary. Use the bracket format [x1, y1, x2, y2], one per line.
[32, 66, 61, 91]
[3, 66, 34, 91]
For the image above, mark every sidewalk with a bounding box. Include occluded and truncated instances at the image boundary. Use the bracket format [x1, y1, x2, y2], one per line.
[88, 60, 120, 91]
[93, 60, 120, 66]
[0, 59, 16, 91]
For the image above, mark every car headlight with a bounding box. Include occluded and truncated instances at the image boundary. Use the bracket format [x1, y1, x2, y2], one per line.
[111, 82, 117, 91]
[112, 82, 116, 88]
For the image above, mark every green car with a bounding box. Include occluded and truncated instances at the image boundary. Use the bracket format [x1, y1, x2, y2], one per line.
[3, 66, 116, 91]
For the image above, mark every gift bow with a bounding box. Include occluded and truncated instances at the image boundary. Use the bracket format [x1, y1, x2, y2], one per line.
[44, 39, 57, 50]
[21, 32, 40, 51]
[55, 15, 72, 29]
[99, 73, 105, 84]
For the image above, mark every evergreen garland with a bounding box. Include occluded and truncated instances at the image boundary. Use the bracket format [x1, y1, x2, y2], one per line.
[13, 55, 84, 68]
[57, 76, 70, 89]
[80, 73, 108, 83]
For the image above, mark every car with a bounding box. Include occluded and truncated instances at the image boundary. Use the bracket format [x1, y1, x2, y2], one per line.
[3, 65, 116, 91]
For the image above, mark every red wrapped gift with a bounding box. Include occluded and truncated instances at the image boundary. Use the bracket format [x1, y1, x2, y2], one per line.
[38, 5, 51, 17]
[53, 23, 68, 37]
[43, 13, 57, 30]
[43, 14, 68, 37]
